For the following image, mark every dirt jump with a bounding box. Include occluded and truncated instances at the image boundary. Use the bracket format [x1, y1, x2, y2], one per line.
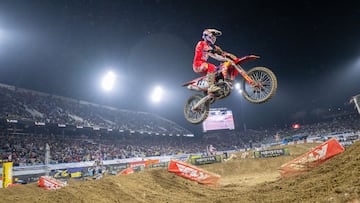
[0, 141, 359, 203]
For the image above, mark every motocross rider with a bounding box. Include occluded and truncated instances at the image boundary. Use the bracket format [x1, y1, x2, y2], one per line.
[193, 28, 225, 95]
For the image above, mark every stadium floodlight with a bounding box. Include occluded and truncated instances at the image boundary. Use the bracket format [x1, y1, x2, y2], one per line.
[235, 83, 242, 94]
[0, 29, 3, 42]
[0, 29, 6, 47]
[101, 71, 116, 92]
[150, 86, 163, 103]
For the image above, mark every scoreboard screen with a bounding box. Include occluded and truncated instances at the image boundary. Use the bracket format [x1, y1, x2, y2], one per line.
[202, 108, 235, 132]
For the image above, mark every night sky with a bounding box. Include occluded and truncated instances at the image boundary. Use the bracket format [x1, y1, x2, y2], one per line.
[0, 1, 359, 133]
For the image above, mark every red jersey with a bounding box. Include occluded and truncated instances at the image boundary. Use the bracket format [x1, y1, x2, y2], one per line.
[193, 40, 212, 65]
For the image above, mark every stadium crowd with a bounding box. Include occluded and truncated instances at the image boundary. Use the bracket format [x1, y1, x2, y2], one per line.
[0, 132, 204, 166]
[203, 111, 360, 148]
[0, 83, 190, 136]
[0, 83, 359, 166]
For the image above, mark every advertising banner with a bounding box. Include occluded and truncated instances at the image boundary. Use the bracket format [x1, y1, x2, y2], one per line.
[148, 162, 168, 168]
[67, 168, 83, 178]
[38, 176, 66, 190]
[254, 148, 290, 158]
[191, 155, 222, 165]
[52, 168, 83, 179]
[2, 162, 13, 188]
[145, 159, 160, 167]
[279, 138, 345, 178]
[106, 163, 129, 175]
[117, 167, 134, 175]
[168, 160, 221, 186]
[173, 154, 190, 162]
[129, 161, 146, 172]
[202, 108, 235, 132]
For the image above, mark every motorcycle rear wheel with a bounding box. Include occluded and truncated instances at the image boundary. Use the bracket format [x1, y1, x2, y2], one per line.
[184, 94, 210, 124]
[242, 66, 277, 104]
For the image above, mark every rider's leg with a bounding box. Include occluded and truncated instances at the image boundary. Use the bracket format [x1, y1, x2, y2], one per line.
[207, 63, 221, 93]
[193, 61, 206, 74]
[222, 67, 227, 80]
[221, 61, 232, 80]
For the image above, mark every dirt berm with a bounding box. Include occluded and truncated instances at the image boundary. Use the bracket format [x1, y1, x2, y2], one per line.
[0, 141, 359, 203]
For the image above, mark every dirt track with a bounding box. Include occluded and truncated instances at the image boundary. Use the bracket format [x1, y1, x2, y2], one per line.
[0, 141, 359, 203]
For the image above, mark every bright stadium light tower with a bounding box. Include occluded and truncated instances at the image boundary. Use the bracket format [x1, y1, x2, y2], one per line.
[150, 86, 163, 103]
[0, 28, 5, 46]
[101, 71, 116, 92]
[0, 29, 3, 41]
[235, 82, 242, 94]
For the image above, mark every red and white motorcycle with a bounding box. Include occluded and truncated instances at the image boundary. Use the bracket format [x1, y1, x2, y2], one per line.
[182, 51, 277, 124]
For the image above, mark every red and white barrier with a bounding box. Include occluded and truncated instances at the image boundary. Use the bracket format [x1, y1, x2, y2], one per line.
[117, 167, 135, 175]
[168, 160, 221, 186]
[38, 176, 67, 190]
[279, 138, 345, 178]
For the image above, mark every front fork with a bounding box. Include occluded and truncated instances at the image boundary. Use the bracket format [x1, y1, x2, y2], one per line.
[222, 61, 254, 86]
[232, 63, 255, 86]
[234, 64, 265, 93]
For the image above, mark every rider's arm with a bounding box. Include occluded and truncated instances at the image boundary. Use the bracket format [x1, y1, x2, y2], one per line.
[207, 44, 223, 55]
[208, 52, 226, 61]
[207, 45, 226, 61]
[212, 47, 238, 61]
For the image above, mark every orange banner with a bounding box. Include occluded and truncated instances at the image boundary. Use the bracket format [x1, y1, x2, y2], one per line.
[279, 138, 344, 178]
[129, 161, 146, 168]
[117, 167, 135, 175]
[168, 160, 221, 186]
[145, 159, 160, 167]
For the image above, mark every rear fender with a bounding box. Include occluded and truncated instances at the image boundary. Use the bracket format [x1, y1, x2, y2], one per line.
[182, 75, 207, 86]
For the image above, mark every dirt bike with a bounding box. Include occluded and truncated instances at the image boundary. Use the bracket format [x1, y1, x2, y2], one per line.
[183, 51, 277, 124]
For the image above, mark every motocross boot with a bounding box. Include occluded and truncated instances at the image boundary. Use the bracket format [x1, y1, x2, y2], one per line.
[207, 73, 221, 94]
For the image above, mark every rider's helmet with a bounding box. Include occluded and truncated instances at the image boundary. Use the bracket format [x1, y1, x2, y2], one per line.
[202, 29, 222, 45]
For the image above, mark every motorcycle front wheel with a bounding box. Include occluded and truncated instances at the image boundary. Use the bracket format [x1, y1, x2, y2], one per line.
[184, 94, 210, 124]
[242, 66, 277, 104]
